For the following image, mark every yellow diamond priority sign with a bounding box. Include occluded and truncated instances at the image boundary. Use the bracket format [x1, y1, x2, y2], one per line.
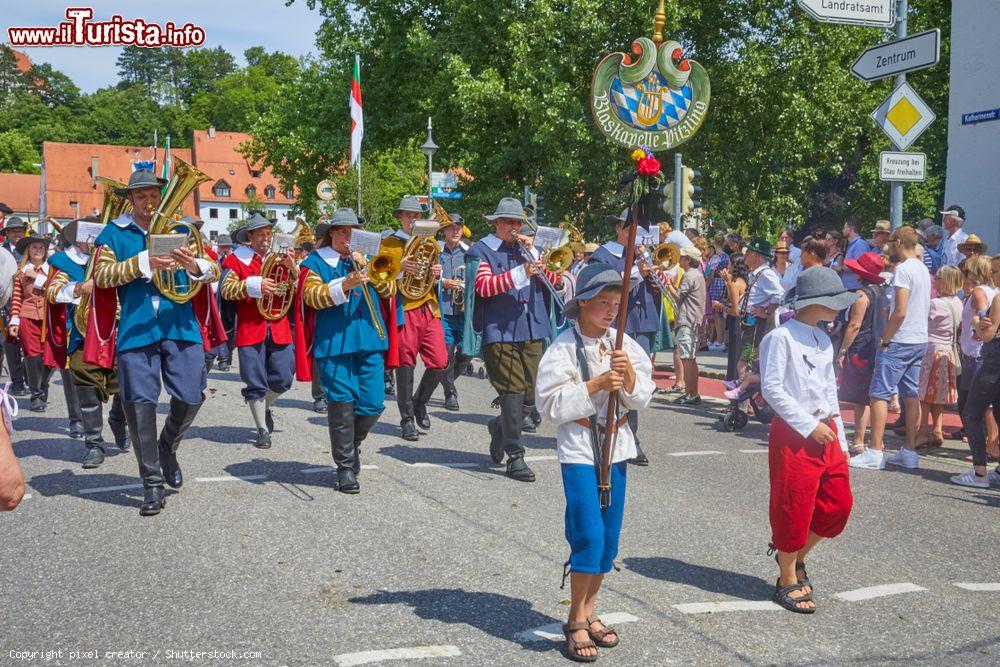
[871, 81, 935, 150]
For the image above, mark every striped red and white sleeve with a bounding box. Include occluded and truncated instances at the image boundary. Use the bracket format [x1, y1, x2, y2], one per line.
[474, 261, 515, 298]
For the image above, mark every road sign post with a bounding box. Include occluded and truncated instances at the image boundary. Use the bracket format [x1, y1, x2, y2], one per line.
[890, 0, 908, 229]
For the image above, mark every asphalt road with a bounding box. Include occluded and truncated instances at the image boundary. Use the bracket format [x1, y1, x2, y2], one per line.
[2, 360, 998, 666]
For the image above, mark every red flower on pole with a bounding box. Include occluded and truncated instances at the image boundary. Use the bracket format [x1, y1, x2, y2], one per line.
[637, 156, 660, 176]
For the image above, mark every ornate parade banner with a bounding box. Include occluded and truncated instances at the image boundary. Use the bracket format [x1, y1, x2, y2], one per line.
[590, 5, 711, 152]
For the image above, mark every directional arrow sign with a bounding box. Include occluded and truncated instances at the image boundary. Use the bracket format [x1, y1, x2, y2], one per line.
[797, 0, 896, 28]
[871, 81, 936, 151]
[852, 29, 941, 82]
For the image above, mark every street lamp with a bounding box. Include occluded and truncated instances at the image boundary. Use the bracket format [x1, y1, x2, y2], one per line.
[421, 116, 438, 208]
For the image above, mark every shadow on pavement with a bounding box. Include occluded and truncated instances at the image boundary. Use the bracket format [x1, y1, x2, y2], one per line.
[184, 424, 255, 445]
[14, 437, 130, 465]
[27, 469, 172, 509]
[623, 556, 772, 601]
[224, 458, 337, 492]
[377, 444, 502, 471]
[348, 588, 559, 650]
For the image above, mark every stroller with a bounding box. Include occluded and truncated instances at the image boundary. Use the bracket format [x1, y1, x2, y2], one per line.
[720, 367, 773, 432]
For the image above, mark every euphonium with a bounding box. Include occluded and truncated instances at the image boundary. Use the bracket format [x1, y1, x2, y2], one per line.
[149, 157, 212, 304]
[75, 178, 132, 331]
[397, 202, 447, 301]
[257, 251, 296, 321]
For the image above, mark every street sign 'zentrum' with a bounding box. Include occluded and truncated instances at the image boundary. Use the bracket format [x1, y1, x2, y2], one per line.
[870, 81, 936, 150]
[851, 29, 941, 82]
[797, 0, 896, 28]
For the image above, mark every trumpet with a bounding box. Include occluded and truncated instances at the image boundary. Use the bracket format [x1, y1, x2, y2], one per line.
[149, 157, 212, 304]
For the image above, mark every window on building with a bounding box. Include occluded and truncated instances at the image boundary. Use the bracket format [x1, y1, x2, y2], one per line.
[286, 210, 293, 218]
[264, 185, 275, 199]
[250, 169, 261, 178]
[210, 231, 219, 241]
[246, 185, 256, 198]
[213, 179, 231, 198]
[209, 208, 218, 219]
[284, 189, 294, 199]
[266, 209, 277, 221]
[229, 209, 238, 219]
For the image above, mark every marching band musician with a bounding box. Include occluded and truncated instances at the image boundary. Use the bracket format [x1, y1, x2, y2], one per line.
[44, 218, 129, 468]
[214, 233, 236, 372]
[466, 197, 562, 483]
[221, 213, 298, 448]
[430, 213, 473, 411]
[375, 196, 448, 441]
[2, 216, 29, 397]
[296, 208, 386, 494]
[588, 209, 665, 467]
[92, 169, 221, 516]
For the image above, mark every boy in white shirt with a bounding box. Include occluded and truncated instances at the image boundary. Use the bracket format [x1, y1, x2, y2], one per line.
[536, 264, 655, 661]
[760, 266, 857, 614]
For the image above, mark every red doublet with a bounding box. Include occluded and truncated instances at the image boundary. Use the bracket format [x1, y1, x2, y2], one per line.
[222, 252, 292, 347]
[768, 417, 854, 553]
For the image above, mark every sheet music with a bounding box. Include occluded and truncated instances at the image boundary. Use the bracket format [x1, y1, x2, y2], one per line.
[533, 225, 565, 251]
[75, 222, 106, 244]
[635, 226, 656, 247]
[270, 233, 296, 255]
[411, 220, 439, 238]
[349, 229, 382, 257]
[148, 234, 187, 257]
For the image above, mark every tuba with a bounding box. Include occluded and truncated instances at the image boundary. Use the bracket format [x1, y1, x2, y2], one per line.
[148, 157, 212, 304]
[74, 178, 132, 332]
[397, 201, 446, 301]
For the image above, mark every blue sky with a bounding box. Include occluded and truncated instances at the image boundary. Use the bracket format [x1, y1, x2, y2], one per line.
[4, 1, 324, 92]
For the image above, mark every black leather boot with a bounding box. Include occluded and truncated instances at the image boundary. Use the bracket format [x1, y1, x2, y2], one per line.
[521, 403, 537, 433]
[158, 398, 202, 489]
[441, 345, 460, 411]
[5, 342, 27, 395]
[413, 368, 444, 430]
[396, 366, 419, 441]
[63, 372, 84, 438]
[384, 370, 395, 396]
[626, 410, 649, 466]
[82, 444, 105, 468]
[108, 395, 130, 451]
[488, 416, 504, 464]
[76, 384, 106, 453]
[327, 401, 359, 493]
[353, 413, 380, 475]
[24, 355, 46, 412]
[500, 393, 533, 481]
[122, 401, 165, 515]
[506, 455, 536, 482]
[531, 406, 542, 426]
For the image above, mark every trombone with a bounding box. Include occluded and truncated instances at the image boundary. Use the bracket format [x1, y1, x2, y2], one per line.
[516, 235, 565, 311]
[636, 242, 680, 310]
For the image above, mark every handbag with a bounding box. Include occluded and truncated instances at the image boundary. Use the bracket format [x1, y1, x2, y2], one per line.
[946, 298, 963, 376]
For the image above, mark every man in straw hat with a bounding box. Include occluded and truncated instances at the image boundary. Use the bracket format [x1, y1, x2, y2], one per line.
[221, 213, 299, 449]
[92, 169, 222, 516]
[374, 196, 448, 442]
[44, 217, 130, 467]
[588, 209, 666, 466]
[297, 207, 388, 494]
[466, 197, 563, 482]
[760, 266, 856, 614]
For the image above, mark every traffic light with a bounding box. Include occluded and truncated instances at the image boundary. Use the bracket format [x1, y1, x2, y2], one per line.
[653, 179, 674, 215]
[680, 166, 702, 214]
[535, 194, 545, 224]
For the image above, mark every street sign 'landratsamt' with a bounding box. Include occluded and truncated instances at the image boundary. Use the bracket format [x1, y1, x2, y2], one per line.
[797, 0, 896, 28]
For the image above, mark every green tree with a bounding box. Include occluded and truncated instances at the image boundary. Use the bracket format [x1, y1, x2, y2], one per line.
[181, 47, 237, 105]
[0, 45, 28, 106]
[330, 140, 428, 230]
[0, 129, 41, 172]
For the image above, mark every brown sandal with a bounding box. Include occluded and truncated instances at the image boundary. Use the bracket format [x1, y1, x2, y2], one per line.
[586, 615, 620, 648]
[563, 621, 599, 663]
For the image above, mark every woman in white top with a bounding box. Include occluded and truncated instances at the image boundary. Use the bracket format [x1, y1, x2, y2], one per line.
[957, 256, 998, 454]
[916, 266, 963, 447]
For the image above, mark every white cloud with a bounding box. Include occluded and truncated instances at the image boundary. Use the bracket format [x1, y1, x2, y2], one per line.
[5, 0, 324, 92]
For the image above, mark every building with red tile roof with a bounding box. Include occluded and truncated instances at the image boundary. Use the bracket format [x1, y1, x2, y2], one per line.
[191, 127, 297, 236]
[0, 173, 41, 221]
[40, 141, 194, 224]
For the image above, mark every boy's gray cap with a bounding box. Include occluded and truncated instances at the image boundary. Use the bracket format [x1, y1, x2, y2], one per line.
[784, 266, 858, 312]
[563, 263, 636, 320]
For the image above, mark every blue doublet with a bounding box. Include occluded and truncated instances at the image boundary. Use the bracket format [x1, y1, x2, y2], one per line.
[48, 250, 87, 354]
[301, 250, 386, 416]
[590, 243, 662, 336]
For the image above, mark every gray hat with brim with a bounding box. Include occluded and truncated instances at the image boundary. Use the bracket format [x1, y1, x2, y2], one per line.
[3, 216, 27, 231]
[216, 234, 233, 246]
[234, 212, 275, 244]
[484, 197, 530, 224]
[393, 196, 429, 217]
[315, 207, 362, 241]
[783, 266, 858, 312]
[114, 169, 167, 196]
[563, 263, 637, 320]
[15, 233, 52, 256]
[603, 208, 630, 226]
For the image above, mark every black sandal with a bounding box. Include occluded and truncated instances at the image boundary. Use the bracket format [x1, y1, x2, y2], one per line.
[563, 621, 599, 662]
[586, 615, 619, 648]
[773, 580, 815, 614]
[770, 546, 812, 594]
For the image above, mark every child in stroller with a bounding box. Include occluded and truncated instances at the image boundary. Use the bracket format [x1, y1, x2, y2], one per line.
[721, 360, 773, 431]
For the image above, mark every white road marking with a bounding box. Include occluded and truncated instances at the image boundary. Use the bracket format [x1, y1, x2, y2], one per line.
[79, 483, 145, 495]
[739, 449, 769, 454]
[523, 455, 558, 462]
[667, 450, 722, 457]
[954, 582, 1000, 592]
[333, 645, 461, 666]
[834, 583, 926, 602]
[195, 474, 268, 483]
[300, 465, 379, 474]
[518, 612, 639, 642]
[673, 600, 780, 614]
[405, 462, 479, 469]
[21, 493, 32, 500]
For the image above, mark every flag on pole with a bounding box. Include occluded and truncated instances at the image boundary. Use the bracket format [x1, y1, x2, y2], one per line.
[162, 133, 172, 181]
[350, 54, 363, 168]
